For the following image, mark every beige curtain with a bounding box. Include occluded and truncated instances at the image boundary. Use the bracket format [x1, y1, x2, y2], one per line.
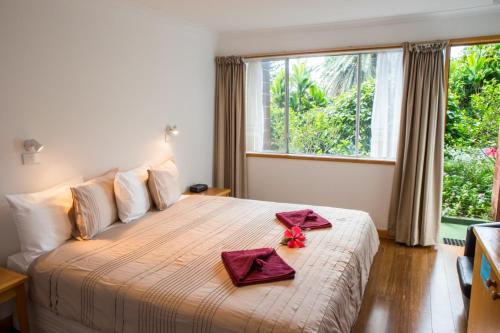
[213, 56, 247, 198]
[388, 41, 449, 246]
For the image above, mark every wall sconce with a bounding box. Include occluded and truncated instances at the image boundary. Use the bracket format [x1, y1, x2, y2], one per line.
[165, 125, 179, 142]
[22, 139, 44, 164]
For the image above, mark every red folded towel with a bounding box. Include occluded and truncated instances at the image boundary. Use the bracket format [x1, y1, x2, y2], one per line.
[221, 248, 295, 287]
[276, 209, 332, 230]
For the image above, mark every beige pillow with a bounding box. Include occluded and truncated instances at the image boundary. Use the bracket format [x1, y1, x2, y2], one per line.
[71, 169, 118, 240]
[148, 160, 181, 210]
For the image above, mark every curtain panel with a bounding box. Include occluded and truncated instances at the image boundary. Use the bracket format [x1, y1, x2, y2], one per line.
[246, 61, 264, 152]
[370, 51, 404, 159]
[388, 41, 449, 246]
[213, 56, 247, 198]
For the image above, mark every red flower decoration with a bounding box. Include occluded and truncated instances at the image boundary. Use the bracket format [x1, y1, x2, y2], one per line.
[483, 147, 497, 159]
[281, 226, 306, 248]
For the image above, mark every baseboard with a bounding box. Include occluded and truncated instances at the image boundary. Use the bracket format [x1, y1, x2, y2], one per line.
[377, 229, 393, 239]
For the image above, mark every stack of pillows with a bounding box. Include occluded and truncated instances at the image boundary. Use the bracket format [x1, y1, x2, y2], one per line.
[6, 159, 181, 263]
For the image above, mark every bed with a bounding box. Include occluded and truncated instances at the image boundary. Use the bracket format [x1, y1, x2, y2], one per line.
[13, 195, 379, 333]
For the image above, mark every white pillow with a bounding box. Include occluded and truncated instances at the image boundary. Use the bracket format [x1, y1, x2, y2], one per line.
[148, 160, 182, 210]
[5, 176, 83, 263]
[114, 164, 151, 223]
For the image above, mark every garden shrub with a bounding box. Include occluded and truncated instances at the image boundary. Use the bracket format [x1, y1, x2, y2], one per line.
[442, 148, 495, 220]
[444, 44, 499, 219]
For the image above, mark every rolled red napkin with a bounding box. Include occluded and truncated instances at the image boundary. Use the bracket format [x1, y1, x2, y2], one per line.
[221, 248, 295, 287]
[276, 209, 332, 230]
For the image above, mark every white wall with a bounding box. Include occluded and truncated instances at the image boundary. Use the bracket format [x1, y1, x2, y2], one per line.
[248, 157, 395, 230]
[217, 7, 500, 55]
[0, 0, 216, 266]
[219, 7, 500, 230]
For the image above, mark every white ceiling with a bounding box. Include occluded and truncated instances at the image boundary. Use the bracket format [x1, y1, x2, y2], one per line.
[131, 0, 498, 32]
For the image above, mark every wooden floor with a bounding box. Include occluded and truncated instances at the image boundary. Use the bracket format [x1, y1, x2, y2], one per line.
[353, 239, 467, 333]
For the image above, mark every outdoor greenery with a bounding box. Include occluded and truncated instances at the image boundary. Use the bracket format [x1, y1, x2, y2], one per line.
[268, 55, 375, 155]
[443, 44, 500, 220]
[442, 148, 495, 219]
[263, 44, 499, 220]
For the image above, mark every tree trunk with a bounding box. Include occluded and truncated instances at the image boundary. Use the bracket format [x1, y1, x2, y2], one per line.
[262, 62, 271, 150]
[491, 126, 500, 221]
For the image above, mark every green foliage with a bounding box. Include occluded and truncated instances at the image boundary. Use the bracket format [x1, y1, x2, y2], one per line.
[443, 44, 499, 220]
[446, 44, 500, 149]
[266, 44, 500, 220]
[442, 148, 495, 220]
[270, 63, 328, 113]
[320, 53, 376, 97]
[269, 61, 375, 154]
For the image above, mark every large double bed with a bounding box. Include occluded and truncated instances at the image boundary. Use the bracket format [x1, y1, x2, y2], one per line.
[11, 195, 379, 333]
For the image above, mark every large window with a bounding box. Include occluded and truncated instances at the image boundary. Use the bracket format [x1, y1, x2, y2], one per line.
[246, 49, 403, 160]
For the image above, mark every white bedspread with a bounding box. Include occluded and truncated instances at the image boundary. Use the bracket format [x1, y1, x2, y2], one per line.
[29, 196, 379, 333]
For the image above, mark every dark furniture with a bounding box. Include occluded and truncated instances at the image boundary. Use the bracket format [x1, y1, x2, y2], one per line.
[456, 222, 500, 311]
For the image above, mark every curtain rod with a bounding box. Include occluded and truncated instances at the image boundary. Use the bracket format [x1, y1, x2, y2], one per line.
[242, 43, 401, 60]
[240, 34, 500, 60]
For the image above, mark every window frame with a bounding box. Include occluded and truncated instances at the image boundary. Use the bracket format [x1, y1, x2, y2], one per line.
[245, 151, 396, 165]
[245, 47, 403, 162]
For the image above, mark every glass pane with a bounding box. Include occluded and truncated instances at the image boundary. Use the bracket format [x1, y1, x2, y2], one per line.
[288, 55, 358, 156]
[246, 50, 403, 158]
[358, 53, 377, 156]
[361, 50, 403, 159]
[246, 59, 286, 152]
[443, 44, 500, 221]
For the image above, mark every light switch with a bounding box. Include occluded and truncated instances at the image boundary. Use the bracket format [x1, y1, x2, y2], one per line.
[22, 152, 40, 165]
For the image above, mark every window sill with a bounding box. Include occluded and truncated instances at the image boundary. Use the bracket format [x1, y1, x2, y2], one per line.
[246, 152, 396, 166]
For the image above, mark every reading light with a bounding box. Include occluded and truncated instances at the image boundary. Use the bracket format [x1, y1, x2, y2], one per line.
[165, 125, 179, 142]
[22, 139, 44, 164]
[167, 125, 179, 136]
[23, 139, 44, 153]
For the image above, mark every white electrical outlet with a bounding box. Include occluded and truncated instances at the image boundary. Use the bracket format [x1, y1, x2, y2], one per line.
[22, 152, 40, 165]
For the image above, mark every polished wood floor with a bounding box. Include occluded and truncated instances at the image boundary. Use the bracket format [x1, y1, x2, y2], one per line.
[353, 239, 467, 333]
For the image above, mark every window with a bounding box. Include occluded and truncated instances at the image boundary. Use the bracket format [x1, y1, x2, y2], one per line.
[245, 49, 403, 160]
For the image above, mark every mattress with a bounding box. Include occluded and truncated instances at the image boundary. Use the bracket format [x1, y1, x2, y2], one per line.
[28, 195, 379, 333]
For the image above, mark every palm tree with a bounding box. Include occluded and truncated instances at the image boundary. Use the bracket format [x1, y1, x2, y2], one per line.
[270, 62, 328, 113]
[289, 62, 313, 113]
[270, 67, 286, 108]
[320, 53, 376, 98]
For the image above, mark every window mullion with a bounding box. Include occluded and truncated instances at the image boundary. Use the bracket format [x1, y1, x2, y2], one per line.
[355, 54, 362, 156]
[285, 58, 290, 154]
